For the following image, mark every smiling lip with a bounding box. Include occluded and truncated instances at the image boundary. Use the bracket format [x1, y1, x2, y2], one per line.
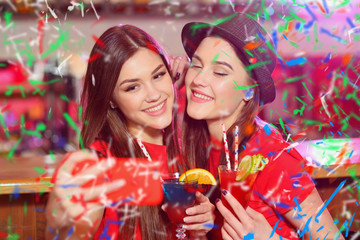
[191, 89, 214, 103]
[142, 99, 167, 116]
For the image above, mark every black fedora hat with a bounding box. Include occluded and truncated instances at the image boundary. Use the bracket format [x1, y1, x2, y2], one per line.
[181, 13, 277, 105]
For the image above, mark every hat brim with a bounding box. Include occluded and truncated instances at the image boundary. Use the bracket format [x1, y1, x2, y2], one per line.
[181, 21, 276, 105]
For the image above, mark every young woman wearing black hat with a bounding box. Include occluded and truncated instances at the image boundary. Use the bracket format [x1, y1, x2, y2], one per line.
[181, 13, 343, 239]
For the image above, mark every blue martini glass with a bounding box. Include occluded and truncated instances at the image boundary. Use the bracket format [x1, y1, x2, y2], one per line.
[163, 177, 197, 240]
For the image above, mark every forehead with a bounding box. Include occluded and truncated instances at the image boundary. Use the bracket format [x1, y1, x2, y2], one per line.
[119, 48, 164, 79]
[195, 36, 238, 59]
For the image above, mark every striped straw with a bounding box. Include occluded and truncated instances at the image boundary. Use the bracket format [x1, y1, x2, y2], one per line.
[234, 125, 239, 170]
[136, 138, 152, 162]
[221, 123, 231, 170]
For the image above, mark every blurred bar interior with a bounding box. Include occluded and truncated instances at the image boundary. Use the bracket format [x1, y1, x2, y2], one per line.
[0, 0, 359, 239]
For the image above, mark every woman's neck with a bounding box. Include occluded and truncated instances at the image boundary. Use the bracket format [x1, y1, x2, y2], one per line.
[128, 126, 163, 145]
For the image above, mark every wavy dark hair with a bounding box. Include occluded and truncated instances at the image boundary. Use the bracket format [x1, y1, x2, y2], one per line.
[181, 37, 260, 175]
[81, 25, 185, 240]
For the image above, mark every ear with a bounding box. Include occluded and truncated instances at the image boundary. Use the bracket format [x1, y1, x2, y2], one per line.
[110, 101, 117, 109]
[244, 88, 254, 102]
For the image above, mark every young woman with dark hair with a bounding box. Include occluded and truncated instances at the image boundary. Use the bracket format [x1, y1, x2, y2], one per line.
[181, 13, 343, 240]
[45, 25, 214, 240]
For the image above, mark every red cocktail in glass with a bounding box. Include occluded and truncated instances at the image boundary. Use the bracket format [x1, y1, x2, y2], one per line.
[218, 165, 257, 210]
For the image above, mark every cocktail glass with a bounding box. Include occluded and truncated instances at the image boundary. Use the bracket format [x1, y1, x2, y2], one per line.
[218, 165, 257, 211]
[162, 177, 197, 240]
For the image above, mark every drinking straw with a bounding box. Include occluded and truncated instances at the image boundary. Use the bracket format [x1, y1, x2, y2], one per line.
[234, 125, 239, 170]
[136, 138, 152, 162]
[221, 123, 231, 170]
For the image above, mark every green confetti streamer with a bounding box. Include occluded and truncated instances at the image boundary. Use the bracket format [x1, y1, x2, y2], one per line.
[285, 74, 307, 83]
[212, 53, 220, 63]
[245, 61, 272, 72]
[0, 114, 10, 138]
[41, 27, 69, 59]
[282, 90, 288, 101]
[289, 41, 299, 48]
[4, 11, 12, 27]
[314, 22, 318, 43]
[24, 201, 27, 216]
[7, 137, 22, 161]
[63, 113, 84, 149]
[301, 82, 314, 100]
[293, 97, 307, 116]
[233, 80, 259, 90]
[34, 167, 46, 174]
[49, 150, 55, 162]
[244, 49, 254, 57]
[289, 12, 306, 23]
[221, 50, 231, 58]
[60, 94, 70, 102]
[78, 106, 83, 122]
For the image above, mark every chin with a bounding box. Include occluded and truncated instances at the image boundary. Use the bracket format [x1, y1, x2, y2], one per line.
[151, 118, 172, 130]
[187, 108, 206, 120]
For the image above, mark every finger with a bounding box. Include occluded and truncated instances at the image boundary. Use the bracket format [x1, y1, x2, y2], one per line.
[216, 198, 245, 236]
[60, 150, 98, 170]
[186, 203, 213, 215]
[221, 226, 233, 240]
[55, 178, 126, 202]
[63, 157, 116, 185]
[222, 190, 252, 224]
[195, 191, 209, 204]
[223, 220, 242, 240]
[183, 222, 210, 232]
[172, 57, 181, 77]
[183, 213, 211, 224]
[161, 203, 168, 212]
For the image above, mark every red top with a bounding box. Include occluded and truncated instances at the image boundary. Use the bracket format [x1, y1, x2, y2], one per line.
[91, 140, 168, 240]
[51, 140, 168, 240]
[208, 128, 315, 240]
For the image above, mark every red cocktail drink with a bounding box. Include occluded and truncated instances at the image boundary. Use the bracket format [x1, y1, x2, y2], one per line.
[218, 165, 257, 210]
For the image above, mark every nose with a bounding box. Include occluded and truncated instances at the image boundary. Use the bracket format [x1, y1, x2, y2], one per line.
[191, 69, 209, 87]
[145, 83, 161, 103]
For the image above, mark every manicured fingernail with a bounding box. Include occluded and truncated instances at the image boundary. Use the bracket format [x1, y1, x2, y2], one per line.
[185, 208, 193, 215]
[183, 217, 189, 223]
[175, 72, 180, 80]
[222, 190, 228, 196]
[215, 198, 220, 203]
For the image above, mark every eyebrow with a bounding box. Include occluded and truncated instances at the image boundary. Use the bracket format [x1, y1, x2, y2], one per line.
[119, 64, 165, 87]
[193, 54, 233, 71]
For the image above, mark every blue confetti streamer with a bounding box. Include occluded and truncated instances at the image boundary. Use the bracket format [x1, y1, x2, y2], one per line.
[244, 232, 254, 240]
[315, 180, 346, 223]
[346, 17, 356, 28]
[323, 53, 331, 63]
[269, 220, 280, 238]
[316, 225, 324, 232]
[322, 0, 329, 14]
[272, 30, 278, 49]
[264, 124, 272, 136]
[329, 121, 334, 127]
[286, 57, 307, 66]
[293, 197, 302, 212]
[67, 226, 74, 237]
[13, 185, 20, 200]
[203, 223, 219, 229]
[320, 28, 345, 43]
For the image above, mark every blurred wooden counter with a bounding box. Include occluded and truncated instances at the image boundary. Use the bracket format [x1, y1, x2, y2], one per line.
[0, 154, 359, 239]
[0, 154, 64, 240]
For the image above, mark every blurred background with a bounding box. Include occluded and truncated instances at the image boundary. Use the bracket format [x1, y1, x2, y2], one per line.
[0, 1, 359, 239]
[0, 0, 359, 162]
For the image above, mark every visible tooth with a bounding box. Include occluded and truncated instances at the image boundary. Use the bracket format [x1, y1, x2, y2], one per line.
[144, 102, 164, 113]
[194, 92, 212, 100]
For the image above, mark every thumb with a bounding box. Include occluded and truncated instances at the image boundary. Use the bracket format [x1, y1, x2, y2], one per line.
[195, 191, 209, 204]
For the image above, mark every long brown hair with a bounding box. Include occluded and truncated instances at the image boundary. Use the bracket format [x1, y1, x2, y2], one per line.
[181, 37, 260, 173]
[81, 25, 184, 240]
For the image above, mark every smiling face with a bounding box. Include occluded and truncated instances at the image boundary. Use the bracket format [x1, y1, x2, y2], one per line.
[185, 36, 251, 125]
[112, 48, 174, 136]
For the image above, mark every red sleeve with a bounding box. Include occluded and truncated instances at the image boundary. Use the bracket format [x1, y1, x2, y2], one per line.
[252, 148, 315, 215]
